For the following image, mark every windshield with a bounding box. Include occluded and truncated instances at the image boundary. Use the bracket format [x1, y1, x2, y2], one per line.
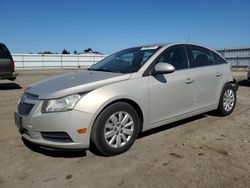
[89, 46, 161, 73]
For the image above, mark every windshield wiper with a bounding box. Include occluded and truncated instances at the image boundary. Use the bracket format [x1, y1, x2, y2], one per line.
[88, 68, 121, 73]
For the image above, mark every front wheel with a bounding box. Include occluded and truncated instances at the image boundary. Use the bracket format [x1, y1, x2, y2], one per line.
[91, 102, 140, 156]
[217, 84, 236, 116]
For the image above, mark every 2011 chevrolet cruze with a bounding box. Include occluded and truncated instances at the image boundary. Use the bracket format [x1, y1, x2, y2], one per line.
[15, 43, 238, 156]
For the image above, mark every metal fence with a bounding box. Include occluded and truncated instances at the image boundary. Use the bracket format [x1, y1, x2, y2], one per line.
[216, 47, 250, 68]
[12, 53, 107, 69]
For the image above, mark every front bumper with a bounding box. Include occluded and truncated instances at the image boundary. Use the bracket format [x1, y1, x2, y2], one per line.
[14, 102, 94, 149]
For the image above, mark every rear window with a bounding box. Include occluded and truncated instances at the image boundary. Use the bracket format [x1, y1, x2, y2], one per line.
[0, 44, 12, 59]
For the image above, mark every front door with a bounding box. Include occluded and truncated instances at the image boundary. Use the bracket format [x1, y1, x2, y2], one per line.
[147, 45, 195, 127]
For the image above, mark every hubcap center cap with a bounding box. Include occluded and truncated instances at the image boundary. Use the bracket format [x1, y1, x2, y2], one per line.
[117, 126, 122, 132]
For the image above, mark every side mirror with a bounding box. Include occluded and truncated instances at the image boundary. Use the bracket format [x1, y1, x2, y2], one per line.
[151, 62, 175, 75]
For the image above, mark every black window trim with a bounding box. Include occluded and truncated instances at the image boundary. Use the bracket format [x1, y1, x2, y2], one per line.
[142, 44, 189, 77]
[209, 50, 215, 65]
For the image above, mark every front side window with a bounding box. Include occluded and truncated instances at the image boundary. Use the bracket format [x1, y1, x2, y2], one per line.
[89, 46, 161, 73]
[188, 45, 214, 68]
[155, 45, 188, 70]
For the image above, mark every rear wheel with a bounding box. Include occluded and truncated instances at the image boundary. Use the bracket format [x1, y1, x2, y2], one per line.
[217, 84, 236, 116]
[91, 102, 140, 156]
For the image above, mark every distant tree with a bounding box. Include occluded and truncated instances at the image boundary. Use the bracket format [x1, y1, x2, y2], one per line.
[84, 48, 93, 53]
[62, 48, 70, 54]
[43, 51, 54, 54]
[93, 51, 103, 54]
[73, 50, 78, 54]
[38, 51, 54, 54]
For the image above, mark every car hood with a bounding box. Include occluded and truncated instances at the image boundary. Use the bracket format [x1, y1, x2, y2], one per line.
[26, 70, 131, 99]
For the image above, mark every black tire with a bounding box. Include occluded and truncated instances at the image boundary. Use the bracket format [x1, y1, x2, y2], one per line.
[217, 84, 236, 116]
[90, 102, 140, 156]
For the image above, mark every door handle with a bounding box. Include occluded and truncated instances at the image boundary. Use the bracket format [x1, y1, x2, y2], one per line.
[216, 72, 222, 77]
[185, 77, 194, 84]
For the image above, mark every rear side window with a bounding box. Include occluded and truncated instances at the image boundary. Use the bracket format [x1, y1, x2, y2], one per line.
[212, 51, 228, 64]
[187, 45, 214, 68]
[0, 44, 12, 59]
[155, 45, 188, 70]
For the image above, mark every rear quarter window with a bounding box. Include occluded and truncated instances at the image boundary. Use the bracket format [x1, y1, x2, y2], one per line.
[0, 44, 12, 59]
[212, 51, 228, 64]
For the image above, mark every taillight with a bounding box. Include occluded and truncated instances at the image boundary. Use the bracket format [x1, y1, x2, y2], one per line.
[10, 59, 15, 71]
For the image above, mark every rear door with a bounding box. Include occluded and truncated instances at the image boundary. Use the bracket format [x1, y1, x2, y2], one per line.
[186, 45, 224, 110]
[0, 43, 13, 73]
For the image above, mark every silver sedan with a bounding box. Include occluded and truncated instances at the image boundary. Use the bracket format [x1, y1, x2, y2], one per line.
[15, 43, 238, 156]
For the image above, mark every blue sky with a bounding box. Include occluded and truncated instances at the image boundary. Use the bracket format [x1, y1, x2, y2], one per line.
[1, 0, 250, 54]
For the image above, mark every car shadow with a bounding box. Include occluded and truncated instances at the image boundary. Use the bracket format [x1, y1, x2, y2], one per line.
[138, 114, 206, 139]
[22, 138, 86, 158]
[238, 79, 250, 87]
[0, 83, 22, 90]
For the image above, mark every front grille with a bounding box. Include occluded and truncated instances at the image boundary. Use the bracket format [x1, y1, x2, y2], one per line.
[18, 102, 34, 115]
[41, 132, 73, 143]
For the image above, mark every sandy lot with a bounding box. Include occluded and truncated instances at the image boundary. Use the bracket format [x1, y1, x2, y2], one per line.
[0, 69, 249, 188]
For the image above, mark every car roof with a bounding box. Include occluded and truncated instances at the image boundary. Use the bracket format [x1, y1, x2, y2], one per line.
[131, 42, 221, 55]
[133, 43, 171, 48]
[133, 42, 212, 48]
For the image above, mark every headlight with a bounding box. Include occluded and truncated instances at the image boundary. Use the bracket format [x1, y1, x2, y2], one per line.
[41, 94, 81, 113]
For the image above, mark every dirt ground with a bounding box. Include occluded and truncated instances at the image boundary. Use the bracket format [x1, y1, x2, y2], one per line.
[0, 69, 249, 188]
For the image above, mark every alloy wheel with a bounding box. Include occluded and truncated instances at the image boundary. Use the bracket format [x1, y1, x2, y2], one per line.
[104, 111, 134, 148]
[223, 89, 235, 112]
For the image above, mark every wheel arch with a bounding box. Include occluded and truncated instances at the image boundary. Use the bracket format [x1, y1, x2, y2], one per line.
[216, 81, 237, 116]
[225, 79, 238, 91]
[216, 78, 238, 108]
[92, 98, 144, 133]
